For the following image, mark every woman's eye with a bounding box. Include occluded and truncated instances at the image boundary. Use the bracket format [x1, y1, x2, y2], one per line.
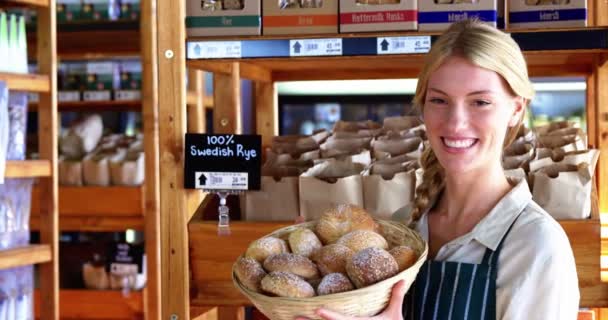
[429, 98, 446, 104]
[473, 100, 491, 107]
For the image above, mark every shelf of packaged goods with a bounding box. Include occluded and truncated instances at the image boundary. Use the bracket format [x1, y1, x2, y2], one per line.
[34, 289, 143, 320]
[0, 72, 50, 93]
[0, 0, 48, 8]
[29, 100, 142, 112]
[5, 160, 51, 178]
[28, 23, 140, 60]
[0, 245, 52, 270]
[186, 27, 608, 80]
[188, 219, 608, 309]
[30, 186, 144, 232]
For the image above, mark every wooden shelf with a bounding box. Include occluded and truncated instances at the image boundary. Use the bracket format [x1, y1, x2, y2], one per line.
[34, 289, 143, 320]
[28, 27, 140, 60]
[30, 186, 144, 231]
[188, 219, 608, 308]
[5, 160, 51, 178]
[0, 245, 52, 270]
[0, 72, 50, 93]
[29, 100, 142, 112]
[187, 91, 214, 108]
[0, 0, 48, 8]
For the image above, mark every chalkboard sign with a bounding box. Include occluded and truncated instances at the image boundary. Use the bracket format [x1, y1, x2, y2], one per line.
[184, 134, 261, 190]
[106, 242, 144, 274]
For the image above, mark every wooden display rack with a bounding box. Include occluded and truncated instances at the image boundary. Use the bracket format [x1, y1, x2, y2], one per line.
[157, 1, 608, 319]
[1, 0, 59, 319]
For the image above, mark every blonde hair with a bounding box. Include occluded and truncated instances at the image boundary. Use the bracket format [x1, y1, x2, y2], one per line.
[410, 20, 535, 224]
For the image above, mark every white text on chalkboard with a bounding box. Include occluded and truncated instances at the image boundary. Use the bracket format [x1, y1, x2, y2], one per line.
[190, 144, 257, 161]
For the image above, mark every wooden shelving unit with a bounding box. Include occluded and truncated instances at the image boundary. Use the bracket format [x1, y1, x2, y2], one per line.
[155, 1, 608, 319]
[34, 289, 143, 320]
[2, 1, 59, 320]
[29, 100, 142, 112]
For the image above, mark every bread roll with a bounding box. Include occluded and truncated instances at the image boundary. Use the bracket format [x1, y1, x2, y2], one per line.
[234, 256, 267, 292]
[317, 273, 354, 296]
[261, 271, 316, 298]
[288, 228, 322, 258]
[315, 204, 379, 244]
[389, 245, 418, 272]
[263, 253, 319, 280]
[336, 230, 388, 253]
[313, 244, 354, 276]
[245, 237, 288, 263]
[346, 247, 399, 288]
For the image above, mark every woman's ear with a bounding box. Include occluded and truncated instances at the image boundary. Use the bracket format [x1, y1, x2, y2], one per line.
[508, 97, 526, 127]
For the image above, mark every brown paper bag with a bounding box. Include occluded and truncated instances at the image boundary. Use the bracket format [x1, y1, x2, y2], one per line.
[322, 136, 372, 151]
[529, 149, 600, 173]
[272, 135, 319, 155]
[383, 116, 422, 132]
[400, 124, 427, 140]
[333, 120, 381, 132]
[82, 152, 111, 186]
[546, 127, 584, 137]
[504, 168, 527, 180]
[110, 151, 145, 186]
[299, 175, 364, 221]
[240, 176, 300, 221]
[311, 130, 331, 144]
[502, 143, 534, 170]
[531, 163, 593, 219]
[59, 157, 83, 186]
[535, 121, 577, 136]
[372, 136, 423, 159]
[537, 134, 586, 153]
[375, 154, 419, 165]
[362, 170, 416, 220]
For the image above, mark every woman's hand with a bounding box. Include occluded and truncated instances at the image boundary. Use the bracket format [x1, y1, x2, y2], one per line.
[295, 280, 408, 320]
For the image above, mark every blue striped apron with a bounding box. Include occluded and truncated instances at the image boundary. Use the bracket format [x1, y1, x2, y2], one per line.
[405, 216, 519, 320]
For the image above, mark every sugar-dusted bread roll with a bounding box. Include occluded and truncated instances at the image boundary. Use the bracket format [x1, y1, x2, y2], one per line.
[261, 271, 316, 298]
[263, 253, 319, 280]
[346, 247, 399, 288]
[234, 256, 267, 292]
[315, 204, 379, 244]
[389, 245, 418, 272]
[336, 230, 388, 253]
[317, 273, 355, 296]
[288, 228, 323, 258]
[245, 237, 288, 263]
[313, 244, 354, 276]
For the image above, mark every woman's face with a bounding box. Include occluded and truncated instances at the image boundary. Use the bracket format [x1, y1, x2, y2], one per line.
[423, 56, 524, 176]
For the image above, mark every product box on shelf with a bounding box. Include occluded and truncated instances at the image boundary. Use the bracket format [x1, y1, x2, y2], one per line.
[59, 62, 85, 102]
[57, 0, 83, 23]
[119, 0, 140, 20]
[339, 0, 417, 33]
[186, 0, 261, 37]
[115, 60, 142, 101]
[84, 61, 118, 102]
[263, 0, 339, 35]
[508, 0, 586, 29]
[418, 0, 497, 31]
[82, 0, 120, 21]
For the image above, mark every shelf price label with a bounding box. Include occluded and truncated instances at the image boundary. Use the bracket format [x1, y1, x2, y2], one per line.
[289, 38, 343, 57]
[377, 36, 431, 55]
[106, 242, 144, 275]
[184, 134, 261, 191]
[187, 41, 242, 59]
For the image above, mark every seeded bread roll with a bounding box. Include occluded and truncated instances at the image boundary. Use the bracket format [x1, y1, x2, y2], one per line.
[313, 244, 354, 276]
[317, 273, 355, 296]
[263, 253, 320, 280]
[315, 204, 379, 244]
[261, 271, 316, 298]
[288, 228, 323, 258]
[234, 256, 267, 292]
[389, 245, 418, 272]
[245, 237, 288, 263]
[336, 230, 388, 253]
[346, 247, 399, 288]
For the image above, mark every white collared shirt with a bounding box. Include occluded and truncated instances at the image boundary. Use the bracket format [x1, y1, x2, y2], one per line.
[402, 180, 580, 320]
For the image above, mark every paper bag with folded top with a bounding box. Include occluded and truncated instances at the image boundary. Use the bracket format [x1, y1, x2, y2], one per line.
[502, 143, 535, 170]
[537, 134, 586, 153]
[372, 135, 423, 160]
[383, 116, 422, 132]
[59, 156, 83, 186]
[240, 176, 300, 221]
[399, 124, 427, 140]
[362, 167, 416, 220]
[535, 120, 578, 136]
[529, 149, 600, 173]
[110, 150, 145, 186]
[299, 159, 365, 220]
[333, 120, 381, 133]
[374, 153, 419, 166]
[265, 149, 319, 168]
[322, 135, 372, 150]
[530, 163, 593, 220]
[504, 168, 527, 181]
[318, 149, 372, 167]
[271, 135, 320, 156]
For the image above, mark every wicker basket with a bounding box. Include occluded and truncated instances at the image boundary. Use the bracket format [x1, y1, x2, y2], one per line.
[232, 219, 428, 320]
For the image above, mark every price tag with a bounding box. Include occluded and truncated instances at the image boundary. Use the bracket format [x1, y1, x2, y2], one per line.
[115, 90, 141, 101]
[106, 242, 144, 274]
[83, 90, 111, 101]
[377, 36, 431, 55]
[184, 134, 261, 190]
[187, 41, 242, 59]
[58, 91, 80, 102]
[195, 172, 248, 190]
[289, 39, 343, 57]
